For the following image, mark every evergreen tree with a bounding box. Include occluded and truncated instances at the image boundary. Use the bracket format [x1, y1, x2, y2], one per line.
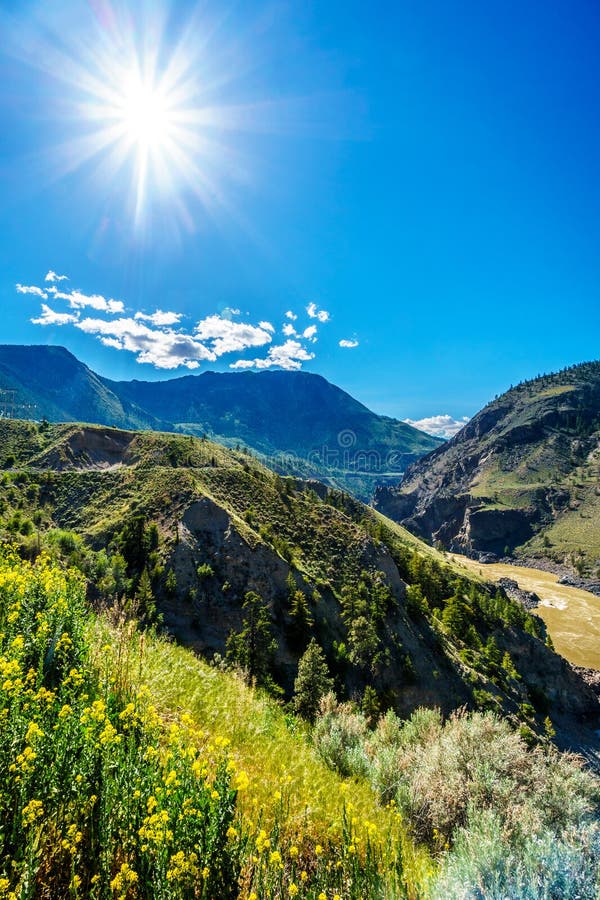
[289, 590, 314, 644]
[165, 568, 177, 596]
[135, 567, 156, 621]
[442, 591, 472, 639]
[293, 639, 334, 722]
[347, 616, 380, 671]
[361, 685, 381, 728]
[226, 591, 277, 687]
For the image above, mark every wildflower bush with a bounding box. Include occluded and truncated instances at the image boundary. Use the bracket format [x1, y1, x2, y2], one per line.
[0, 548, 242, 899]
[0, 548, 422, 898]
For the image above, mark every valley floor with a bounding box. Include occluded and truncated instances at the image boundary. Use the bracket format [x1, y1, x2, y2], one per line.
[449, 555, 600, 671]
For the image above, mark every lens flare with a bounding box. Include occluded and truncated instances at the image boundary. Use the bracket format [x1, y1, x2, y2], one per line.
[2, 1, 354, 238]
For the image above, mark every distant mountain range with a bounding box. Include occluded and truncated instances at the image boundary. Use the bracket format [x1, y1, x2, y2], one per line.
[375, 361, 600, 574]
[0, 344, 440, 500]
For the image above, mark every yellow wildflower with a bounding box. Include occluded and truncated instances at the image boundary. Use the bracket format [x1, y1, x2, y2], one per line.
[22, 799, 44, 826]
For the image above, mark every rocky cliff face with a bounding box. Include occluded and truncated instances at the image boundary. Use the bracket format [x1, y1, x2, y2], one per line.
[375, 362, 600, 568]
[158, 494, 472, 717]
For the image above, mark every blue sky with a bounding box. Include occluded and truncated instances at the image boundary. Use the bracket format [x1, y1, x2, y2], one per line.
[1, 1, 599, 436]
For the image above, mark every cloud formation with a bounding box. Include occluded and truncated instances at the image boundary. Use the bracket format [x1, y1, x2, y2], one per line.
[48, 288, 125, 314]
[405, 414, 470, 439]
[45, 271, 68, 283]
[31, 304, 79, 327]
[76, 316, 216, 369]
[17, 284, 48, 299]
[135, 310, 183, 326]
[230, 340, 315, 371]
[306, 302, 330, 322]
[195, 315, 273, 357]
[21, 272, 340, 372]
[339, 339, 359, 348]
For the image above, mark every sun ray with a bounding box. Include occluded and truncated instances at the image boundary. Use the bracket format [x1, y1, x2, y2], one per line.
[2, 0, 358, 243]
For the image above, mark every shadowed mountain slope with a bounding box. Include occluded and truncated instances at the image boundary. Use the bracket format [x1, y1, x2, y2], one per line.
[375, 361, 600, 574]
[0, 345, 440, 500]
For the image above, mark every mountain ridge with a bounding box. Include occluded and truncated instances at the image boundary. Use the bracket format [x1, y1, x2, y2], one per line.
[375, 360, 600, 573]
[0, 343, 441, 500]
[0, 417, 597, 752]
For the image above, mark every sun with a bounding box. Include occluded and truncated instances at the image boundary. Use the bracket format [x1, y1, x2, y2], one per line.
[35, 6, 222, 227]
[8, 1, 301, 233]
[118, 71, 172, 154]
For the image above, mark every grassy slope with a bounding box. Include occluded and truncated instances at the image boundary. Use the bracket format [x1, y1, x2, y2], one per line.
[0, 547, 431, 899]
[0, 419, 597, 749]
[94, 618, 433, 896]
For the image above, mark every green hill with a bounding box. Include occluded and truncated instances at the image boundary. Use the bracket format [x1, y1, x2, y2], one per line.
[0, 418, 596, 753]
[375, 361, 600, 574]
[0, 345, 441, 501]
[1, 423, 600, 898]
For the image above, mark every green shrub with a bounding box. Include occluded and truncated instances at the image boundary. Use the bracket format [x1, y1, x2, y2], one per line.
[313, 695, 370, 779]
[432, 810, 600, 899]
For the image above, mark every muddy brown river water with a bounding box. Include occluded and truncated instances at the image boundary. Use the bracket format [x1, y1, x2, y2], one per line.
[450, 555, 600, 670]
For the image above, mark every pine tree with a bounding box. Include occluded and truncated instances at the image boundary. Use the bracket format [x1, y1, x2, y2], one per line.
[289, 590, 314, 643]
[361, 685, 381, 728]
[226, 591, 277, 687]
[442, 592, 472, 639]
[135, 567, 156, 621]
[347, 616, 380, 671]
[293, 639, 334, 722]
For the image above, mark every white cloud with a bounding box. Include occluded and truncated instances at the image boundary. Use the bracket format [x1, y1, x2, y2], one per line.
[76, 316, 217, 370]
[31, 304, 79, 326]
[339, 339, 359, 348]
[230, 339, 315, 371]
[404, 414, 470, 439]
[135, 310, 183, 326]
[195, 315, 273, 357]
[23, 271, 333, 373]
[307, 301, 330, 323]
[16, 283, 48, 299]
[59, 290, 125, 314]
[45, 270, 68, 283]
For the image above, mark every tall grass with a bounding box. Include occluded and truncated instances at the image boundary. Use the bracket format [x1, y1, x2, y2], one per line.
[92, 617, 434, 898]
[0, 548, 433, 898]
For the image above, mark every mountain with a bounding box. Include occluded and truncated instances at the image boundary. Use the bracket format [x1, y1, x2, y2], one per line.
[1, 418, 597, 751]
[0, 344, 169, 431]
[375, 361, 600, 573]
[0, 344, 441, 500]
[106, 368, 441, 498]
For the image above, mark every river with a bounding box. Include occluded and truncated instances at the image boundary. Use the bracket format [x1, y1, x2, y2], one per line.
[449, 555, 600, 670]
